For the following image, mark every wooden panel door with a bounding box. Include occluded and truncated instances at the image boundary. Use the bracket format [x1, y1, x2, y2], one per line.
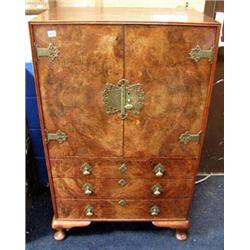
[32, 24, 124, 158]
[124, 25, 217, 158]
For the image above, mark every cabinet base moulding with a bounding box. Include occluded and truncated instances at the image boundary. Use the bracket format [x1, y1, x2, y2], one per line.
[52, 217, 190, 241]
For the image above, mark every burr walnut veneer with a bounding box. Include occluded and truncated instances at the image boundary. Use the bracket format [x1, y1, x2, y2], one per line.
[29, 7, 220, 241]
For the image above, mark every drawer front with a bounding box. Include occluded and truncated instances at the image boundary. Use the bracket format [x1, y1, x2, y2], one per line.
[56, 199, 190, 220]
[50, 158, 197, 179]
[53, 178, 193, 199]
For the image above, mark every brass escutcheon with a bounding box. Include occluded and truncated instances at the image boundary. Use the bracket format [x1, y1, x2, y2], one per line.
[118, 200, 126, 207]
[119, 163, 128, 173]
[103, 79, 144, 120]
[118, 179, 127, 187]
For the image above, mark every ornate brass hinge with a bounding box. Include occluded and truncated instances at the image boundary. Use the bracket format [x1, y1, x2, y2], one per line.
[103, 79, 144, 120]
[189, 45, 214, 63]
[179, 131, 202, 144]
[36, 43, 60, 61]
[45, 129, 67, 144]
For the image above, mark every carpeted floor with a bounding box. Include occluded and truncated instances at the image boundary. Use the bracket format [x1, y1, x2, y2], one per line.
[26, 176, 224, 250]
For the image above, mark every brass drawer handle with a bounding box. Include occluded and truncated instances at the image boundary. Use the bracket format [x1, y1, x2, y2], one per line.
[81, 163, 92, 176]
[150, 205, 160, 216]
[153, 163, 165, 177]
[85, 205, 94, 217]
[151, 183, 162, 196]
[83, 183, 93, 195]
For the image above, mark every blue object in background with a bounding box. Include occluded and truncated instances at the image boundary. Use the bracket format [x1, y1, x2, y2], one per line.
[26, 63, 48, 185]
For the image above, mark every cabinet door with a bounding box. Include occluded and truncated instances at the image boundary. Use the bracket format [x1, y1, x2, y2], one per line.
[32, 25, 124, 158]
[124, 25, 217, 158]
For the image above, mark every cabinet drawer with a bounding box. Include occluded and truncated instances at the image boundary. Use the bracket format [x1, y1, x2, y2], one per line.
[53, 178, 193, 199]
[50, 158, 196, 179]
[56, 199, 190, 220]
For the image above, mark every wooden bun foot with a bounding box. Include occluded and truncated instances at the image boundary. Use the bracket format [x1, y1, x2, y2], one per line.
[175, 229, 188, 241]
[54, 229, 66, 241]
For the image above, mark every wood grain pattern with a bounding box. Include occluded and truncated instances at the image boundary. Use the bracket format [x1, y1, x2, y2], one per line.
[50, 158, 197, 179]
[29, 9, 221, 237]
[56, 199, 190, 220]
[124, 25, 217, 158]
[53, 177, 193, 199]
[30, 7, 219, 25]
[33, 24, 124, 158]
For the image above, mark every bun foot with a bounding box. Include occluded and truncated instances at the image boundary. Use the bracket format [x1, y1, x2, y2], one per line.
[175, 229, 188, 241]
[54, 229, 66, 241]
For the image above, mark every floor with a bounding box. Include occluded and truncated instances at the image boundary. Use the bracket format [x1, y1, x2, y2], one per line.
[26, 176, 224, 250]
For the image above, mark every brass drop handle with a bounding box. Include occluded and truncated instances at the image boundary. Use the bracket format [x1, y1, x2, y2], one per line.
[81, 163, 92, 176]
[83, 183, 93, 195]
[150, 205, 160, 216]
[153, 163, 165, 177]
[85, 205, 94, 217]
[151, 183, 162, 196]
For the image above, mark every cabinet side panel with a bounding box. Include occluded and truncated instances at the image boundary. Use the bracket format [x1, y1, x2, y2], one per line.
[124, 25, 217, 158]
[33, 24, 124, 158]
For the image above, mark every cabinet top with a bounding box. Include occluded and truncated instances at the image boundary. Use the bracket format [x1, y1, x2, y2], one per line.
[29, 7, 219, 26]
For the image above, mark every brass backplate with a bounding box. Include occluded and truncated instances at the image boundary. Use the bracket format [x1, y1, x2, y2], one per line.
[103, 79, 144, 119]
[189, 45, 214, 63]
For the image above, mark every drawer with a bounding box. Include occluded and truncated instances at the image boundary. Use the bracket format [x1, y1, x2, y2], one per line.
[50, 158, 197, 179]
[53, 178, 193, 199]
[56, 199, 191, 220]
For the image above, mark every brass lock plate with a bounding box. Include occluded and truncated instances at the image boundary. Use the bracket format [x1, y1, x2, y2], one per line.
[103, 79, 144, 119]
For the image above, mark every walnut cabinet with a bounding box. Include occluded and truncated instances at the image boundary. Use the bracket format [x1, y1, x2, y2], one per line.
[29, 7, 220, 241]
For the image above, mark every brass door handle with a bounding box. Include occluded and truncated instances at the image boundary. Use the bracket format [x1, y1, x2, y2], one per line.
[150, 205, 160, 216]
[151, 183, 162, 196]
[153, 163, 165, 177]
[85, 205, 94, 217]
[81, 163, 92, 176]
[83, 183, 93, 195]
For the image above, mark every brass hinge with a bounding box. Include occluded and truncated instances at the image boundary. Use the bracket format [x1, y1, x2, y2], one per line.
[189, 45, 214, 63]
[103, 79, 144, 120]
[45, 129, 67, 144]
[179, 131, 202, 144]
[36, 43, 60, 61]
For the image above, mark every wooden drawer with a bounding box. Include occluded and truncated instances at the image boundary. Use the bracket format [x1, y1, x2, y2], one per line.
[56, 199, 191, 220]
[50, 158, 197, 179]
[53, 178, 193, 199]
